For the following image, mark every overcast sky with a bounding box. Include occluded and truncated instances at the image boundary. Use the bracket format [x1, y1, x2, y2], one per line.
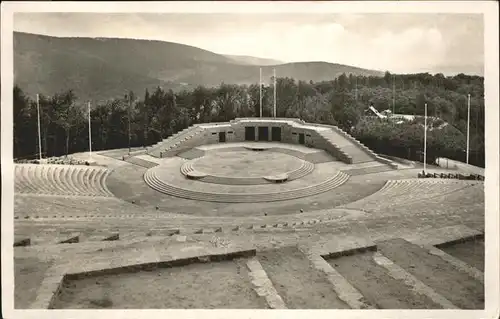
[14, 12, 484, 74]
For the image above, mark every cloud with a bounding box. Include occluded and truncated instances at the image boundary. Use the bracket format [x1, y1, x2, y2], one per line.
[13, 13, 483, 74]
[186, 21, 348, 64]
[361, 27, 447, 72]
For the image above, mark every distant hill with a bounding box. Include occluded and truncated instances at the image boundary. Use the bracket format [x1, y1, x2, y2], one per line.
[223, 54, 284, 66]
[14, 32, 384, 103]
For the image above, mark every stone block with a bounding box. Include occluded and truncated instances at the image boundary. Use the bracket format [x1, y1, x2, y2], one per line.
[59, 235, 79, 244]
[102, 233, 119, 241]
[14, 237, 31, 247]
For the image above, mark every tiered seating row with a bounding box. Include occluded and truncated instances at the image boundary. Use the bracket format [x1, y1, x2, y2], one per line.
[287, 161, 315, 180]
[180, 161, 195, 175]
[200, 175, 266, 185]
[144, 169, 349, 203]
[343, 179, 481, 211]
[15, 164, 114, 197]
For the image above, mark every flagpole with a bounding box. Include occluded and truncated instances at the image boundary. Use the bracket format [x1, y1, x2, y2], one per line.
[259, 68, 262, 118]
[392, 75, 395, 114]
[273, 68, 277, 117]
[128, 93, 131, 155]
[466, 93, 470, 164]
[36, 94, 42, 161]
[355, 77, 358, 102]
[424, 103, 427, 173]
[88, 101, 92, 159]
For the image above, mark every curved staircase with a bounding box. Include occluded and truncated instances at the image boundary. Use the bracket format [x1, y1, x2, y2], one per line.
[287, 161, 315, 180]
[144, 169, 350, 203]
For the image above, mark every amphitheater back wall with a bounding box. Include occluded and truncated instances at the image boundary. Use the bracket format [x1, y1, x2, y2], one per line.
[195, 123, 329, 154]
[162, 119, 348, 160]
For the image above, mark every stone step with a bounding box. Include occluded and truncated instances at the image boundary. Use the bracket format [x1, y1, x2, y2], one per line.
[256, 246, 349, 309]
[319, 129, 379, 165]
[148, 127, 201, 157]
[343, 180, 478, 211]
[377, 238, 484, 309]
[301, 246, 374, 309]
[246, 256, 287, 309]
[425, 245, 484, 283]
[144, 170, 349, 203]
[326, 248, 452, 309]
[287, 161, 315, 180]
[372, 252, 458, 308]
[26, 232, 81, 246]
[82, 232, 120, 242]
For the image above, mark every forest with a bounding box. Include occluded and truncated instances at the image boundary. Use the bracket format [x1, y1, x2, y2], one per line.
[13, 72, 485, 167]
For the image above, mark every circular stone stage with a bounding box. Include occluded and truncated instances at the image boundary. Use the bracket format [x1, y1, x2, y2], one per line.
[144, 143, 350, 203]
[192, 150, 302, 178]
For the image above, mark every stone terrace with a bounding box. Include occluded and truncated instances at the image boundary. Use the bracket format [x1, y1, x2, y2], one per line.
[12, 137, 485, 310]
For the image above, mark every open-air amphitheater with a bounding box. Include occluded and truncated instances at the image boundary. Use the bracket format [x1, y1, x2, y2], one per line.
[14, 118, 485, 309]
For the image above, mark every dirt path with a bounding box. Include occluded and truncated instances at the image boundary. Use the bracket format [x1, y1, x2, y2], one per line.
[52, 258, 266, 309]
[377, 239, 484, 309]
[328, 251, 442, 309]
[257, 246, 348, 309]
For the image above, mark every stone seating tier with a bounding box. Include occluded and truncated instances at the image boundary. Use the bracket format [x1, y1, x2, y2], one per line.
[15, 164, 114, 197]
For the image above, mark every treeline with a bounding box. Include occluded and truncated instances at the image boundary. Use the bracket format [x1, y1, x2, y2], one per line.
[13, 72, 485, 166]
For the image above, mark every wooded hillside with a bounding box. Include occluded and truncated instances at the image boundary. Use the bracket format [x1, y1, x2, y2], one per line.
[13, 72, 485, 167]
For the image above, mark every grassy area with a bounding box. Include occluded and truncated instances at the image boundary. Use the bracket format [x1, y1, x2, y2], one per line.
[52, 258, 267, 309]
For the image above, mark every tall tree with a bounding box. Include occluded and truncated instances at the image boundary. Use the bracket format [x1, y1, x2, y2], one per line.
[52, 90, 81, 156]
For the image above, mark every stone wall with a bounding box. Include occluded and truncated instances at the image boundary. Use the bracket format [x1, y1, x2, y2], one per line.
[160, 118, 393, 167]
[163, 119, 347, 160]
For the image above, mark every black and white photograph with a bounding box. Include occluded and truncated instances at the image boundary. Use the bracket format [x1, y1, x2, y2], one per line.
[1, 1, 499, 318]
